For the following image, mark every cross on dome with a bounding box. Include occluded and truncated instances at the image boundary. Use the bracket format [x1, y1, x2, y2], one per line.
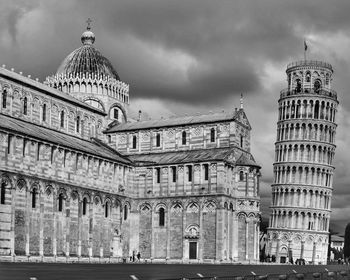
[86, 18, 92, 30]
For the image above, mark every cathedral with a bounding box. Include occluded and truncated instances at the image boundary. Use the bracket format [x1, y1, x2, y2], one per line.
[0, 24, 261, 263]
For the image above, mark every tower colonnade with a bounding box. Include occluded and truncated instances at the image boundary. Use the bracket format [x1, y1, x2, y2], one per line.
[266, 60, 338, 264]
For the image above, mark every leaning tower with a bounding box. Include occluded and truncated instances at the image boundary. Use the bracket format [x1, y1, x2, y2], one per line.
[266, 60, 339, 264]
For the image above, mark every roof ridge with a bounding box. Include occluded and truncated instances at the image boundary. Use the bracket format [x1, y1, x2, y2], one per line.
[91, 137, 131, 162]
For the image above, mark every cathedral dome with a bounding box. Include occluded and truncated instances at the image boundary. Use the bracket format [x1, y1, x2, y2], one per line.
[56, 27, 120, 80]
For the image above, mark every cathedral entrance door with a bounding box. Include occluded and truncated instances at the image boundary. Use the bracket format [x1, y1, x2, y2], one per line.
[189, 242, 197, 259]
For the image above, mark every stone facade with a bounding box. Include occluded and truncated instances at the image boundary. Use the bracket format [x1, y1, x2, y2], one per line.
[0, 25, 261, 263]
[266, 60, 339, 264]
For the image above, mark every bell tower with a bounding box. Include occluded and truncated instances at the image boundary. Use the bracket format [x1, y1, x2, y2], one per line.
[266, 60, 339, 264]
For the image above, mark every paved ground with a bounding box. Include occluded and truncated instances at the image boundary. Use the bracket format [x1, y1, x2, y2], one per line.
[0, 263, 348, 280]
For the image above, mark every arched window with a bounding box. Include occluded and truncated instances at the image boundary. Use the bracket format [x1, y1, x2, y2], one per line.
[82, 197, 87, 216]
[2, 90, 7, 109]
[23, 97, 27, 115]
[210, 128, 215, 142]
[306, 72, 311, 82]
[124, 204, 128, 220]
[42, 104, 46, 122]
[182, 131, 187, 145]
[60, 111, 65, 128]
[132, 135, 137, 149]
[296, 79, 302, 93]
[58, 193, 64, 212]
[76, 116, 80, 133]
[0, 182, 6, 204]
[239, 171, 245, 181]
[156, 133, 161, 147]
[314, 79, 321, 93]
[32, 188, 37, 209]
[159, 207, 165, 226]
[240, 135, 244, 148]
[105, 202, 110, 218]
[314, 102, 320, 119]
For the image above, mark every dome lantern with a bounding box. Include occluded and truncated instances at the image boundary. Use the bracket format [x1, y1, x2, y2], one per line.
[81, 18, 95, 45]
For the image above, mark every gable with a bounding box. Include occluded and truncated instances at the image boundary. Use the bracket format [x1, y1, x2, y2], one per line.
[235, 109, 251, 130]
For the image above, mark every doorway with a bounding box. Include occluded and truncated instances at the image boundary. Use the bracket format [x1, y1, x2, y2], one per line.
[189, 242, 197, 259]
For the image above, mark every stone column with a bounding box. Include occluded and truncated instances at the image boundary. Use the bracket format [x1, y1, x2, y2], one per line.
[150, 208, 154, 259]
[232, 213, 238, 261]
[39, 191, 44, 258]
[77, 200, 82, 258]
[10, 183, 16, 258]
[253, 220, 257, 261]
[65, 198, 70, 258]
[198, 203, 203, 261]
[25, 188, 30, 256]
[182, 208, 187, 260]
[300, 240, 305, 259]
[166, 206, 171, 260]
[275, 238, 281, 263]
[245, 219, 249, 261]
[88, 199, 93, 258]
[215, 205, 224, 262]
[312, 241, 317, 264]
[245, 173, 249, 196]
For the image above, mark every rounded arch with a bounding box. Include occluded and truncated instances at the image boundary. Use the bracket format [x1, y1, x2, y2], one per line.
[83, 96, 105, 112]
[108, 102, 127, 122]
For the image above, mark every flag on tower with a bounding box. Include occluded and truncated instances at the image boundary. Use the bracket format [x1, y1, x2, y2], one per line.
[304, 39, 308, 51]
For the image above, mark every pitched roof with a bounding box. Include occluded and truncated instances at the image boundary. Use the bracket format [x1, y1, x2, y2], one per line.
[128, 147, 258, 166]
[0, 67, 105, 116]
[236, 153, 261, 168]
[0, 114, 130, 164]
[105, 111, 237, 133]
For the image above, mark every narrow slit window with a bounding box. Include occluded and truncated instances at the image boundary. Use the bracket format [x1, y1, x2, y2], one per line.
[2, 90, 7, 109]
[182, 131, 187, 145]
[23, 97, 27, 115]
[156, 168, 161, 183]
[42, 104, 47, 122]
[60, 111, 65, 128]
[187, 165, 192, 182]
[58, 193, 64, 212]
[159, 208, 165, 226]
[76, 116, 80, 133]
[204, 164, 209, 181]
[82, 197, 87, 216]
[0, 182, 6, 204]
[7, 135, 12, 154]
[210, 128, 215, 142]
[172, 166, 176, 183]
[132, 135, 137, 149]
[105, 202, 109, 218]
[32, 188, 37, 209]
[124, 204, 128, 220]
[156, 133, 161, 147]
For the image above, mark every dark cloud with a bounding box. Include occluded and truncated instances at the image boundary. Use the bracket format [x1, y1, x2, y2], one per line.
[1, 0, 350, 229]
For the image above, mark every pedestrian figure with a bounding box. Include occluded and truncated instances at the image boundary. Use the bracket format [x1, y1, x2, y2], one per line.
[137, 252, 141, 262]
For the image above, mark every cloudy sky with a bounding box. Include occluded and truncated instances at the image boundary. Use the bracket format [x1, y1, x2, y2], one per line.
[0, 0, 349, 233]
